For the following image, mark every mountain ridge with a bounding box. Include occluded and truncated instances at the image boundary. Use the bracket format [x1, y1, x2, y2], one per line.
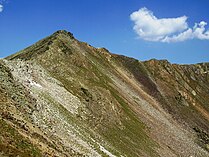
[0, 30, 209, 157]
[7, 29, 209, 65]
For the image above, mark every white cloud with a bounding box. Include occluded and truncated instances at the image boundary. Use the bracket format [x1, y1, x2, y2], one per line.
[0, 4, 3, 12]
[130, 7, 209, 43]
[162, 21, 209, 42]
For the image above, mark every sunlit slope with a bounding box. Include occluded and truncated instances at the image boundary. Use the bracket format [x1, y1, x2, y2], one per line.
[1, 30, 208, 157]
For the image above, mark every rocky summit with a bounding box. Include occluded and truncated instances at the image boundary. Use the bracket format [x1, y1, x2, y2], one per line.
[0, 30, 209, 157]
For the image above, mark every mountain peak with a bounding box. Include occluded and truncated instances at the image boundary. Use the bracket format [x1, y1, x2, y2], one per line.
[6, 30, 76, 60]
[2, 29, 209, 157]
[52, 30, 75, 39]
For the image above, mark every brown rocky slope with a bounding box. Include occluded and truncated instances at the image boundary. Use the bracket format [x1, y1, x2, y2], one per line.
[0, 30, 208, 156]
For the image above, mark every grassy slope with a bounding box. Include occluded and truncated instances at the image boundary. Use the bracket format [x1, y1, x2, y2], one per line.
[3, 30, 209, 156]
[32, 33, 159, 157]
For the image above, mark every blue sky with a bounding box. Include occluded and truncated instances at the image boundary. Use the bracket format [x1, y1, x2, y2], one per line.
[0, 0, 209, 64]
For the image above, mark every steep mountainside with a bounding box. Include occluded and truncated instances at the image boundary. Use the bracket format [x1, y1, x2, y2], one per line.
[0, 30, 209, 157]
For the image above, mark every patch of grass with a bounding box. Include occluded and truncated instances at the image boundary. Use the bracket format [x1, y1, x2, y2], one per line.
[103, 87, 159, 157]
[0, 119, 42, 157]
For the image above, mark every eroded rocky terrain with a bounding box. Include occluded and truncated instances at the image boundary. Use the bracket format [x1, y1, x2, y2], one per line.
[0, 30, 208, 157]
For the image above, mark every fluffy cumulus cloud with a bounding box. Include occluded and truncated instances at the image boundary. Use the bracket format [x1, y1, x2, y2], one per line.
[0, 4, 3, 12]
[130, 7, 209, 43]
